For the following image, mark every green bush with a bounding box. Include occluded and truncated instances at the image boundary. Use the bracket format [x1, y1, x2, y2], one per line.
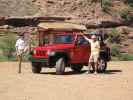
[0, 55, 16, 61]
[30, 38, 38, 47]
[101, 0, 112, 13]
[111, 44, 133, 61]
[119, 7, 133, 21]
[0, 32, 16, 60]
[111, 44, 121, 57]
[118, 54, 133, 61]
[123, 0, 133, 7]
[108, 29, 121, 43]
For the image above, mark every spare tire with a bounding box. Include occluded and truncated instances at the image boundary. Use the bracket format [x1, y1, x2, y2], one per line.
[98, 59, 107, 73]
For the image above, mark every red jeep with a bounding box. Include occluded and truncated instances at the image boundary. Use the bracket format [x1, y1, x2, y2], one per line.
[29, 22, 111, 74]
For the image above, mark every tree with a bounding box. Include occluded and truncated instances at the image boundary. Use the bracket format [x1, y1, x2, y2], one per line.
[0, 32, 16, 60]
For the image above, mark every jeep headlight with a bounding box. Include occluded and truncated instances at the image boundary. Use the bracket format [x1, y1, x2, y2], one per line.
[47, 51, 55, 56]
[33, 50, 36, 55]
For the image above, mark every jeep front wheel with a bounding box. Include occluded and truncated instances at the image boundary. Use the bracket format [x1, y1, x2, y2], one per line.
[71, 65, 83, 72]
[55, 58, 65, 75]
[32, 62, 42, 73]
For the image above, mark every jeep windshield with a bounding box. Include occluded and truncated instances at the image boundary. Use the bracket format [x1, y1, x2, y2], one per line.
[54, 35, 73, 44]
[42, 33, 74, 45]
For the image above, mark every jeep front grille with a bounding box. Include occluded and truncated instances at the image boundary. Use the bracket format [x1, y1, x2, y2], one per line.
[36, 50, 46, 56]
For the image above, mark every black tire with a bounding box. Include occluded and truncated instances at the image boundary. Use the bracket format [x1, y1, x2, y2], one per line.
[98, 59, 107, 73]
[32, 62, 42, 73]
[71, 65, 83, 72]
[55, 58, 65, 75]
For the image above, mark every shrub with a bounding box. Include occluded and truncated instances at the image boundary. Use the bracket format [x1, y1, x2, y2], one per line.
[111, 44, 133, 61]
[118, 54, 133, 61]
[0, 32, 16, 60]
[111, 44, 121, 57]
[90, 0, 99, 3]
[123, 0, 133, 7]
[121, 27, 130, 34]
[108, 29, 121, 43]
[119, 7, 133, 21]
[101, 0, 112, 13]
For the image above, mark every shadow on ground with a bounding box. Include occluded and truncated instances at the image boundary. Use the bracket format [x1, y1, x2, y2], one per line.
[40, 70, 87, 75]
[40, 69, 122, 75]
[104, 69, 122, 74]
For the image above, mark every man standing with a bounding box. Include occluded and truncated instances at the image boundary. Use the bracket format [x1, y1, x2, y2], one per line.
[82, 33, 100, 74]
[15, 33, 27, 73]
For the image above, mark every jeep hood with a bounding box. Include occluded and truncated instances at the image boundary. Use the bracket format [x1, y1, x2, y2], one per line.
[34, 44, 74, 51]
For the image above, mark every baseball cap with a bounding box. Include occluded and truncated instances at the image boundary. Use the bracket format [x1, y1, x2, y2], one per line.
[91, 35, 96, 39]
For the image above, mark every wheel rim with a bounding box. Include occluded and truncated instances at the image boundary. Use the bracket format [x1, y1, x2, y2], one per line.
[98, 60, 106, 72]
[61, 60, 65, 72]
[56, 58, 65, 74]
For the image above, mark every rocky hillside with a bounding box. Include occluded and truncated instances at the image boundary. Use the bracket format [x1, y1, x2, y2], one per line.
[0, 0, 133, 55]
[0, 0, 132, 24]
[0, 0, 132, 20]
[0, 0, 40, 17]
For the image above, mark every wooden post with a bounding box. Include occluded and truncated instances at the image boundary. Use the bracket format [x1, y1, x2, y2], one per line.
[18, 54, 22, 73]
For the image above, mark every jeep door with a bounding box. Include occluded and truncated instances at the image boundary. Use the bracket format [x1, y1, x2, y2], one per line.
[71, 35, 90, 64]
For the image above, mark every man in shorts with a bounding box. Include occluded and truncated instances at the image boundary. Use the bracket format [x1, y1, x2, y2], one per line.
[15, 33, 27, 73]
[82, 33, 100, 74]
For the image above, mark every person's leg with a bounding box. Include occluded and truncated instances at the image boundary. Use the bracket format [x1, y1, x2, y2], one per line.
[88, 54, 94, 73]
[94, 54, 99, 74]
[16, 50, 20, 61]
[87, 58, 91, 73]
[17, 55, 19, 61]
[94, 63, 97, 74]
[18, 54, 22, 73]
[94, 62, 98, 74]
[17, 50, 23, 73]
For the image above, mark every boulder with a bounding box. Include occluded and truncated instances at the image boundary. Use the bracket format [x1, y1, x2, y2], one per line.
[128, 32, 133, 39]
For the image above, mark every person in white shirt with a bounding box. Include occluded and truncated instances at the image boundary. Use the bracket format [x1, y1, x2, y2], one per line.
[15, 34, 27, 60]
[82, 33, 100, 74]
[16, 33, 29, 73]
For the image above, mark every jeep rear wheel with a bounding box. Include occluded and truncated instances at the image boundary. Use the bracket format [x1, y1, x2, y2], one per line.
[55, 58, 65, 75]
[32, 62, 42, 73]
[71, 65, 83, 72]
[98, 59, 107, 73]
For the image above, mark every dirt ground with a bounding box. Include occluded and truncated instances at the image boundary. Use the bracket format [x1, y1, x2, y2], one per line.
[0, 61, 133, 100]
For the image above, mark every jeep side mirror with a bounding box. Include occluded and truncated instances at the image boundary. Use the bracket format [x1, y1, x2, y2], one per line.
[75, 40, 82, 48]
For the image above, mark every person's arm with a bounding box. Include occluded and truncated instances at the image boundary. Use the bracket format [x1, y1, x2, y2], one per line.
[24, 41, 28, 53]
[15, 40, 19, 51]
[81, 34, 91, 43]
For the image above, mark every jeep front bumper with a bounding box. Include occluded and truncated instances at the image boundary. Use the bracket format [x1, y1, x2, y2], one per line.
[30, 57, 48, 63]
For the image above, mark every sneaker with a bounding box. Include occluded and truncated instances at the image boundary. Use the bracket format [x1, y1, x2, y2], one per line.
[84, 71, 89, 74]
[94, 71, 98, 75]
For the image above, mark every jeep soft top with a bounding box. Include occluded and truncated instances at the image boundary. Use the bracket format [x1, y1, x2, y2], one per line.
[38, 22, 87, 32]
